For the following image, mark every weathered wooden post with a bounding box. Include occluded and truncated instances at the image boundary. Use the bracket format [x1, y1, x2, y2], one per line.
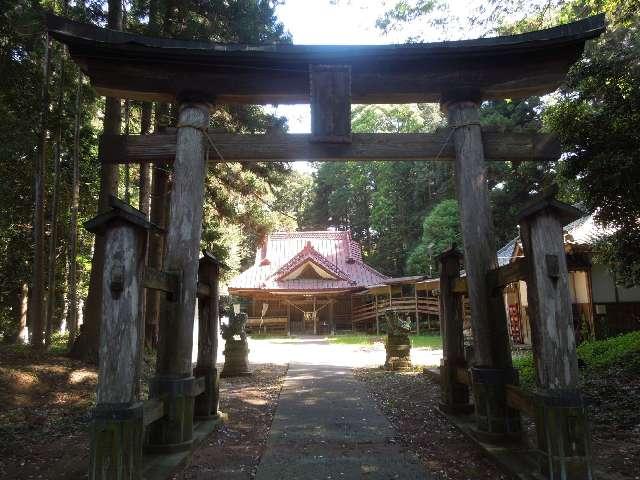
[444, 98, 521, 439]
[85, 197, 154, 480]
[438, 246, 473, 414]
[148, 95, 211, 452]
[518, 192, 593, 479]
[194, 251, 222, 419]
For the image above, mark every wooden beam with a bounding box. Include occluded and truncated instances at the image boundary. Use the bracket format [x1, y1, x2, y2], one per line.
[310, 65, 351, 143]
[429, 366, 536, 417]
[142, 398, 165, 426]
[505, 384, 535, 417]
[196, 282, 211, 298]
[451, 277, 468, 294]
[455, 367, 471, 386]
[193, 376, 206, 396]
[143, 267, 179, 295]
[47, 14, 605, 105]
[486, 257, 528, 290]
[99, 131, 561, 165]
[156, 101, 210, 377]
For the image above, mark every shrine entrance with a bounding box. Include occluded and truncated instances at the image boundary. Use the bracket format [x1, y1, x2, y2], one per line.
[47, 12, 605, 480]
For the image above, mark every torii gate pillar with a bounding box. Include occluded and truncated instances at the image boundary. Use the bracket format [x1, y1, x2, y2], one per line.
[148, 94, 211, 452]
[443, 98, 521, 440]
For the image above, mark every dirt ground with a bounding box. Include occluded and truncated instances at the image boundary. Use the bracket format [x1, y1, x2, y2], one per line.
[0, 348, 96, 480]
[2, 339, 637, 480]
[354, 367, 508, 480]
[172, 364, 287, 479]
[355, 366, 640, 480]
[582, 365, 640, 479]
[0, 345, 286, 480]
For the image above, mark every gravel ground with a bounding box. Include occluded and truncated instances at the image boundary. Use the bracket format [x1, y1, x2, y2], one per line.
[354, 367, 508, 480]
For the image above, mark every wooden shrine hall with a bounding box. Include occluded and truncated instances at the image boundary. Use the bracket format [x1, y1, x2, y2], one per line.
[46, 12, 605, 480]
[229, 230, 389, 335]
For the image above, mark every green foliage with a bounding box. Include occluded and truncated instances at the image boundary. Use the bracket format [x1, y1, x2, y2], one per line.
[329, 333, 442, 349]
[514, 331, 640, 390]
[406, 199, 460, 275]
[305, 104, 451, 275]
[0, 0, 299, 342]
[512, 354, 536, 390]
[378, 0, 640, 286]
[577, 331, 640, 371]
[544, 1, 640, 285]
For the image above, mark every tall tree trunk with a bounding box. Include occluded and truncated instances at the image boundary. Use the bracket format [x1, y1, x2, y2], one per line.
[144, 102, 171, 348]
[123, 99, 131, 204]
[67, 78, 81, 348]
[45, 59, 66, 347]
[19, 283, 29, 344]
[71, 0, 122, 361]
[31, 34, 51, 349]
[139, 103, 153, 218]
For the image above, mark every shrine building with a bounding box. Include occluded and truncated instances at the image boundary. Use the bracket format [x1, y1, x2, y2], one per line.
[228, 230, 388, 335]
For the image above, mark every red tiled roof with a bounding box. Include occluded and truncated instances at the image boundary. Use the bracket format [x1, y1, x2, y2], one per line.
[228, 230, 388, 292]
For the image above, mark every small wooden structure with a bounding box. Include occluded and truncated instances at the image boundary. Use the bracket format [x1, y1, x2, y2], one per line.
[48, 12, 604, 479]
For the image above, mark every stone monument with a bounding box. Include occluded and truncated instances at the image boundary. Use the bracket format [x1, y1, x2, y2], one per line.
[221, 310, 251, 377]
[384, 310, 412, 371]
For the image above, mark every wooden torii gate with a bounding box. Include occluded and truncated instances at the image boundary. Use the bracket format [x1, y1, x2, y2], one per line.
[47, 13, 605, 480]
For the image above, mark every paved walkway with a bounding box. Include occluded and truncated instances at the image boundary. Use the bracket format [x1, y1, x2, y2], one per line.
[255, 363, 430, 480]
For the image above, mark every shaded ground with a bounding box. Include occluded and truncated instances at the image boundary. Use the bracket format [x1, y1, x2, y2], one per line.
[0, 344, 285, 480]
[173, 364, 287, 480]
[0, 347, 96, 480]
[355, 367, 507, 480]
[582, 365, 640, 479]
[3, 337, 636, 480]
[356, 365, 640, 480]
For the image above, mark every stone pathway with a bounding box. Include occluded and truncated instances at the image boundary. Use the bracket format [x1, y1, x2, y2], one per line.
[255, 363, 430, 480]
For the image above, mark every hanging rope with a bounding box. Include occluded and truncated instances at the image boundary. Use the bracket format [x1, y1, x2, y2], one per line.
[176, 123, 299, 222]
[431, 121, 483, 163]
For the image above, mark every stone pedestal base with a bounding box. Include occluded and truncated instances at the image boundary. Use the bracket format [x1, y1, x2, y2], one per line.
[385, 334, 412, 371]
[471, 367, 521, 442]
[145, 376, 196, 453]
[89, 403, 143, 480]
[194, 366, 220, 420]
[535, 391, 593, 480]
[439, 360, 473, 414]
[222, 340, 250, 377]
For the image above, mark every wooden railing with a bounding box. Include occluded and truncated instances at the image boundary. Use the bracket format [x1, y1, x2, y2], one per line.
[141, 375, 207, 427]
[352, 296, 441, 324]
[246, 316, 288, 334]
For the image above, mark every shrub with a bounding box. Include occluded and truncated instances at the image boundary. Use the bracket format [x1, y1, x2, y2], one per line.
[576, 331, 640, 371]
[512, 331, 640, 390]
